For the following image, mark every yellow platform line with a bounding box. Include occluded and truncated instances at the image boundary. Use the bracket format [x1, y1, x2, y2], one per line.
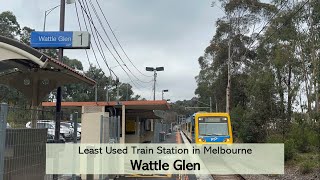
[125, 174, 172, 178]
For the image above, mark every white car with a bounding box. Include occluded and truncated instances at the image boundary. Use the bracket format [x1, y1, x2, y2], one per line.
[61, 122, 81, 140]
[26, 121, 73, 141]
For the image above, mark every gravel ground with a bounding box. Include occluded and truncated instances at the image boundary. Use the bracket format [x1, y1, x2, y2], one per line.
[241, 166, 319, 180]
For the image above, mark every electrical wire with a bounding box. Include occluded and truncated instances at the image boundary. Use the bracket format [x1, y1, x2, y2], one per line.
[78, 0, 149, 90]
[249, 0, 309, 49]
[78, 0, 116, 79]
[243, 0, 289, 57]
[93, 0, 153, 78]
[74, 1, 92, 68]
[261, 0, 309, 45]
[85, 0, 152, 84]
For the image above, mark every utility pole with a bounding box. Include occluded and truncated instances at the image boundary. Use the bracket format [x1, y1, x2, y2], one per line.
[209, 97, 212, 112]
[53, 1, 65, 179]
[95, 84, 98, 102]
[153, 70, 157, 100]
[146, 67, 164, 100]
[226, 39, 231, 113]
[116, 77, 120, 101]
[106, 83, 109, 101]
[55, 0, 65, 144]
[126, 83, 129, 101]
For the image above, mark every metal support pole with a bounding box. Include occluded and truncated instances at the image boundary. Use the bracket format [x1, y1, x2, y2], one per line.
[106, 84, 109, 102]
[54, 1, 65, 179]
[153, 70, 157, 100]
[72, 112, 78, 180]
[43, 12, 47, 31]
[95, 84, 98, 102]
[99, 115, 104, 180]
[209, 97, 212, 112]
[0, 103, 8, 180]
[73, 112, 78, 143]
[126, 84, 129, 101]
[162, 91, 164, 100]
[116, 84, 119, 101]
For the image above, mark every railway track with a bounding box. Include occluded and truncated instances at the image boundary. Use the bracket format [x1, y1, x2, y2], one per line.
[211, 174, 245, 180]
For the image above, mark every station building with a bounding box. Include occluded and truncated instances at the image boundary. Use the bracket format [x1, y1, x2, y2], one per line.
[42, 100, 170, 143]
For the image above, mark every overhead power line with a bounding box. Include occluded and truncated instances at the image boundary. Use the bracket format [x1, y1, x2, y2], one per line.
[244, 0, 289, 56]
[76, 0, 109, 75]
[74, 1, 93, 69]
[93, 0, 153, 78]
[261, 0, 310, 45]
[84, 0, 153, 84]
[78, 0, 149, 90]
[250, 0, 309, 49]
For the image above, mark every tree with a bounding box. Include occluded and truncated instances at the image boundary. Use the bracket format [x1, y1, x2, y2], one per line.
[20, 26, 34, 45]
[0, 11, 20, 39]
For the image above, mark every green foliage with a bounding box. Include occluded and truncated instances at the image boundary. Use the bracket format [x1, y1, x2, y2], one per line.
[266, 134, 283, 143]
[299, 161, 313, 174]
[288, 121, 319, 153]
[0, 10, 143, 105]
[20, 26, 34, 45]
[0, 11, 20, 38]
[284, 139, 296, 161]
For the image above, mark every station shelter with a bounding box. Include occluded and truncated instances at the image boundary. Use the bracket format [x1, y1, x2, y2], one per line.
[42, 100, 170, 143]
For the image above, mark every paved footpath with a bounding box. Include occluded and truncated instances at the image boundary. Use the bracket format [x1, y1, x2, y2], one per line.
[62, 131, 198, 180]
[118, 131, 197, 180]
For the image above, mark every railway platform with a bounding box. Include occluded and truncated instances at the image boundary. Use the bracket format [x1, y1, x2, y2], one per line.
[117, 131, 197, 180]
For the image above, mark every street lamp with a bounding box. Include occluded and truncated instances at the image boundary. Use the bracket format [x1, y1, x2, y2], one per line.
[162, 89, 168, 100]
[146, 67, 164, 100]
[43, 0, 75, 31]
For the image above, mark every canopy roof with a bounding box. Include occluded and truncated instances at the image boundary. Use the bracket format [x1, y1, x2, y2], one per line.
[0, 36, 95, 105]
[42, 100, 170, 110]
[42, 100, 170, 119]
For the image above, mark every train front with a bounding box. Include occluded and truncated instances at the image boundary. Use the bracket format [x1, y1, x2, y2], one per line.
[195, 113, 233, 144]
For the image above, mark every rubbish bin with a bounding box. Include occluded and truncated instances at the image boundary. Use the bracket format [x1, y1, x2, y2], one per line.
[159, 131, 166, 141]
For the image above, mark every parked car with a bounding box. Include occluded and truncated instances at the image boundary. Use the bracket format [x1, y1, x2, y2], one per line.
[47, 133, 65, 143]
[61, 122, 81, 140]
[26, 121, 72, 141]
[66, 121, 82, 134]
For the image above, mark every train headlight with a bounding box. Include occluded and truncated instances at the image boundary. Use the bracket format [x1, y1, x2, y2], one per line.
[198, 138, 205, 142]
[223, 138, 230, 142]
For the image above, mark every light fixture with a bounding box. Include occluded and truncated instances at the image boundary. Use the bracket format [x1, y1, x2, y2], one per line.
[24, 78, 30, 86]
[42, 79, 49, 85]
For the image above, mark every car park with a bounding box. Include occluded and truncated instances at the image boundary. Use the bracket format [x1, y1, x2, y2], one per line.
[61, 122, 81, 140]
[26, 120, 72, 142]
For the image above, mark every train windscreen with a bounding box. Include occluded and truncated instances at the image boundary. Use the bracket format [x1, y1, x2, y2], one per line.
[198, 117, 229, 136]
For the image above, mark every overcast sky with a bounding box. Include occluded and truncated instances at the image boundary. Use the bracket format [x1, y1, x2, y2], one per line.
[0, 0, 225, 102]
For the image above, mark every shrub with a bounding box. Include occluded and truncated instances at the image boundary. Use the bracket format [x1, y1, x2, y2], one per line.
[267, 134, 283, 143]
[300, 161, 313, 174]
[284, 139, 295, 161]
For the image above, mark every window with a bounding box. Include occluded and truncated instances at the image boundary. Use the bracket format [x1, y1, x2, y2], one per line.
[198, 117, 229, 136]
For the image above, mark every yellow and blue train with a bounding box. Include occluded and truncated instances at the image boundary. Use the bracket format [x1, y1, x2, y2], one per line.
[181, 112, 233, 144]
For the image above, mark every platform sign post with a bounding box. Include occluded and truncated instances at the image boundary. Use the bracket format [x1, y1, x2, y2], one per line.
[30, 31, 90, 49]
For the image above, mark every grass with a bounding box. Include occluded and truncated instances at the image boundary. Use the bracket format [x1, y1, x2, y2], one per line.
[289, 152, 320, 174]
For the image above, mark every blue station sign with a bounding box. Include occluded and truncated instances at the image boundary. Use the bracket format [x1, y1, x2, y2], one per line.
[30, 31, 90, 49]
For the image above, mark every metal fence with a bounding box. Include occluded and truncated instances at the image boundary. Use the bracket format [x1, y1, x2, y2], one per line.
[106, 116, 120, 144]
[6, 106, 75, 128]
[0, 103, 8, 180]
[1, 104, 80, 180]
[0, 103, 48, 180]
[3, 128, 47, 180]
[1, 103, 121, 180]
